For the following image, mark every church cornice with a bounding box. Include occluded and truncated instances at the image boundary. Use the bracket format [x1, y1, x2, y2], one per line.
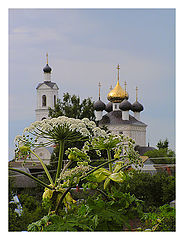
[36, 81, 59, 90]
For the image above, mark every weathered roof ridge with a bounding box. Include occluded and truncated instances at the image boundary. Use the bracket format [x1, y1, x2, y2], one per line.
[99, 110, 147, 126]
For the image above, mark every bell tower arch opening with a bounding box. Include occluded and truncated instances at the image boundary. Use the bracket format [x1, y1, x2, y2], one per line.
[42, 95, 47, 107]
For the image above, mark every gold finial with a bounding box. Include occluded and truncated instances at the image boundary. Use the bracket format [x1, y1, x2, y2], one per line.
[136, 86, 138, 101]
[98, 82, 101, 100]
[46, 53, 48, 64]
[117, 64, 120, 83]
[110, 85, 113, 90]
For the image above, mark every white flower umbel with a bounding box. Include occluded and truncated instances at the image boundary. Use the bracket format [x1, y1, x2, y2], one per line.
[14, 116, 116, 184]
[92, 127, 103, 137]
[17, 117, 101, 149]
[14, 135, 23, 143]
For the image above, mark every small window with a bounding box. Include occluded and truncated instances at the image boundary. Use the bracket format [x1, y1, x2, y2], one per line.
[114, 104, 117, 109]
[41, 117, 46, 120]
[119, 131, 123, 134]
[42, 95, 46, 106]
[54, 95, 56, 107]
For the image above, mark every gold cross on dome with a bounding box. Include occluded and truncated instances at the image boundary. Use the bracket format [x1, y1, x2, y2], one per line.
[124, 81, 127, 91]
[136, 86, 138, 101]
[117, 64, 120, 82]
[98, 82, 101, 99]
[124, 81, 127, 97]
[46, 53, 48, 64]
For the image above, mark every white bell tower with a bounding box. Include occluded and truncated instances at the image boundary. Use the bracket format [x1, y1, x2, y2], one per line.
[35, 53, 59, 121]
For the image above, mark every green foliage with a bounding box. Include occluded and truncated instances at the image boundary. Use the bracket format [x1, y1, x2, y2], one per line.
[156, 139, 169, 150]
[87, 164, 131, 190]
[118, 171, 175, 209]
[145, 138, 175, 164]
[144, 148, 175, 164]
[9, 202, 22, 231]
[28, 211, 95, 232]
[9, 194, 48, 231]
[141, 204, 175, 231]
[28, 190, 144, 232]
[13, 117, 175, 232]
[28, 215, 51, 232]
[48, 92, 95, 120]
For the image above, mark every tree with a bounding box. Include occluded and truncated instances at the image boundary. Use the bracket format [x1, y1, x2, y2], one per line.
[156, 139, 169, 150]
[144, 139, 175, 164]
[48, 92, 95, 121]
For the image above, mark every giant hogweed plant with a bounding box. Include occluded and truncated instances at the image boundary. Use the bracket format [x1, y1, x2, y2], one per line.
[82, 134, 142, 191]
[9, 116, 142, 214]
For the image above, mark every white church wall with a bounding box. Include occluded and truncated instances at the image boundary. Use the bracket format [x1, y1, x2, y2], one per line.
[37, 88, 58, 109]
[106, 124, 146, 146]
[94, 111, 103, 121]
[36, 83, 58, 121]
[112, 103, 120, 111]
[122, 111, 129, 120]
[129, 126, 146, 146]
[35, 109, 49, 121]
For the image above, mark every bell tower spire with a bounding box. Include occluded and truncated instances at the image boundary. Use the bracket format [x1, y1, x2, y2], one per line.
[43, 53, 52, 82]
[136, 86, 138, 101]
[46, 53, 48, 64]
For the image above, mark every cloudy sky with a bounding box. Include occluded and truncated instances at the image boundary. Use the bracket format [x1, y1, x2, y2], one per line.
[9, 8, 175, 160]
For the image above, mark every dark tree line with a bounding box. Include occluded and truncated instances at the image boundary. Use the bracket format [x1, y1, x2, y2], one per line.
[48, 92, 95, 121]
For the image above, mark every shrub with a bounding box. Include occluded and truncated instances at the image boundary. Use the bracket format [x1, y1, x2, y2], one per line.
[141, 204, 175, 231]
[28, 190, 144, 232]
[118, 171, 175, 209]
[8, 194, 48, 231]
[144, 148, 175, 164]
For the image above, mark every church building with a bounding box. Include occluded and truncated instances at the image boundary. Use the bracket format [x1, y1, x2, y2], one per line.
[32, 57, 149, 164]
[94, 64, 147, 147]
[9, 56, 154, 189]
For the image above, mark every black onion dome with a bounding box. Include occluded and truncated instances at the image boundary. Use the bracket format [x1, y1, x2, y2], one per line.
[105, 102, 113, 112]
[119, 99, 132, 111]
[43, 64, 52, 73]
[94, 99, 106, 111]
[132, 101, 144, 112]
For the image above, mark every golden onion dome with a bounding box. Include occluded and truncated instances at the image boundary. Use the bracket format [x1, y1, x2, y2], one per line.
[107, 64, 129, 103]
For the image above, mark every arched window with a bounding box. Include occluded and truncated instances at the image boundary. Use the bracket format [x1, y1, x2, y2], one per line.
[54, 95, 56, 107]
[42, 95, 46, 106]
[41, 117, 46, 120]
